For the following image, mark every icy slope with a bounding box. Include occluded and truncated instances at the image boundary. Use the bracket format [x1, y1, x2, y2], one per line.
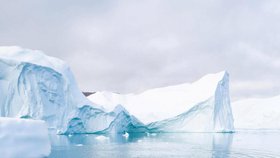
[0, 117, 50, 158]
[232, 95, 280, 130]
[88, 71, 234, 132]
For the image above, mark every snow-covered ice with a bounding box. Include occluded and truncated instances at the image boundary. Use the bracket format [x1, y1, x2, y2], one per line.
[232, 95, 280, 130]
[0, 117, 50, 158]
[88, 71, 234, 132]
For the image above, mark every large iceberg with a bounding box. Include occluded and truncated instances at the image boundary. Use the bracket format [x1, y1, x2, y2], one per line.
[0, 117, 50, 158]
[88, 71, 234, 132]
[0, 46, 234, 134]
[232, 95, 280, 130]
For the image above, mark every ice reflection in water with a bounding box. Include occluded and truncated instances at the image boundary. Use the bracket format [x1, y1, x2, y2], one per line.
[49, 131, 280, 158]
[212, 134, 232, 158]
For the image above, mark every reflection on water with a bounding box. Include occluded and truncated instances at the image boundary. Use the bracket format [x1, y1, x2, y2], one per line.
[49, 131, 280, 158]
[212, 134, 233, 158]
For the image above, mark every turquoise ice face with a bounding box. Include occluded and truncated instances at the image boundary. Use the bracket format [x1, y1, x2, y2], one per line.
[17, 63, 66, 127]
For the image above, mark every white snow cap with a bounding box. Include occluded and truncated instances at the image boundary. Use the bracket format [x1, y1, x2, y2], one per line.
[0, 46, 67, 72]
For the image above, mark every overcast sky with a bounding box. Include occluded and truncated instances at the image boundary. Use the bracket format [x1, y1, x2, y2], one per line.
[1, 0, 280, 100]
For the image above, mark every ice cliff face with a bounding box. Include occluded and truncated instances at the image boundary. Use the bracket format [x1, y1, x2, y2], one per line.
[232, 95, 280, 130]
[148, 72, 234, 132]
[88, 71, 234, 132]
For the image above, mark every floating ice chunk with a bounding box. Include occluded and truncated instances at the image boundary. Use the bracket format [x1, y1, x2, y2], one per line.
[95, 135, 109, 141]
[123, 132, 129, 138]
[0, 117, 50, 158]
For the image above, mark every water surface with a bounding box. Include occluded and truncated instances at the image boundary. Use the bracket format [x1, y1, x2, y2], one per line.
[49, 131, 280, 158]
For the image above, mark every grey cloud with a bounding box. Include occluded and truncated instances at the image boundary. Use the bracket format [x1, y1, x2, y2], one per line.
[1, 0, 280, 100]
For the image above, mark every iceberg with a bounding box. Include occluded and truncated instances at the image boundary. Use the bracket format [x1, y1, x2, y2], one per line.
[0, 117, 50, 158]
[0, 46, 138, 134]
[232, 95, 280, 130]
[0, 46, 98, 133]
[88, 71, 234, 132]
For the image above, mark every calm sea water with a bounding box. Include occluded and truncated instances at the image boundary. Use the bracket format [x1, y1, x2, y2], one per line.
[49, 131, 280, 158]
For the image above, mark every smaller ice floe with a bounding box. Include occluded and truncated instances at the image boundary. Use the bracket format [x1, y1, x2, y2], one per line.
[137, 139, 143, 143]
[95, 135, 109, 141]
[123, 132, 129, 138]
[147, 133, 157, 137]
[0, 117, 51, 158]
